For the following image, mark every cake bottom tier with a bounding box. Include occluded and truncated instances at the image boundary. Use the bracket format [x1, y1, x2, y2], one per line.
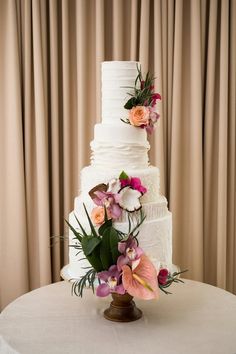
[66, 210, 172, 280]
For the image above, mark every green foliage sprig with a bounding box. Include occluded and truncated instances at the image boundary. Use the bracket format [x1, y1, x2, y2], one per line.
[159, 269, 188, 295]
[71, 268, 97, 297]
[123, 64, 157, 110]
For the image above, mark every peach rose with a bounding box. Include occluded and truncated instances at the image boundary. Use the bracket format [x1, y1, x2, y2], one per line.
[129, 106, 150, 126]
[91, 206, 111, 225]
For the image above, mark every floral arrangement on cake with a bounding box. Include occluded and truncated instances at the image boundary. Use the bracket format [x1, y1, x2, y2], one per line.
[66, 171, 186, 299]
[121, 65, 161, 134]
[89, 171, 147, 223]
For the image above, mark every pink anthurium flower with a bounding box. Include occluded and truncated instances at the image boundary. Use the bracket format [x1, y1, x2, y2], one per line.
[117, 236, 143, 271]
[122, 255, 159, 300]
[96, 265, 125, 297]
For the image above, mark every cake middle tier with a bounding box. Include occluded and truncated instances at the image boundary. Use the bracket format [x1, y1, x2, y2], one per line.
[80, 165, 160, 203]
[91, 123, 150, 169]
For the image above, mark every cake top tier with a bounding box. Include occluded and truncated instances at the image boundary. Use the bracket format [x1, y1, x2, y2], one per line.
[102, 61, 140, 124]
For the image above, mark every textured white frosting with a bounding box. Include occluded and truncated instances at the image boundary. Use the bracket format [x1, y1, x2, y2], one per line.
[74, 195, 168, 223]
[91, 123, 150, 169]
[102, 61, 140, 123]
[80, 165, 160, 203]
[94, 123, 148, 144]
[90, 141, 149, 169]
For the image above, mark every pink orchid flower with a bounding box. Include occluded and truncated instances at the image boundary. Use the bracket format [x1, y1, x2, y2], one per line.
[145, 122, 155, 135]
[120, 177, 147, 195]
[117, 236, 143, 271]
[92, 190, 122, 219]
[96, 265, 125, 297]
[149, 111, 160, 124]
[122, 255, 159, 300]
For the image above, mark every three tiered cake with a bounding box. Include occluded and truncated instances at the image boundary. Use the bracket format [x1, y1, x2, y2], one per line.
[62, 61, 173, 281]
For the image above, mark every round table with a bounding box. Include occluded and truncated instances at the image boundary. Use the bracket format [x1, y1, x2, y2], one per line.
[0, 280, 236, 354]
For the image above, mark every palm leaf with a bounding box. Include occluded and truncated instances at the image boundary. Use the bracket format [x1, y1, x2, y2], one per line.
[83, 204, 98, 237]
[65, 219, 82, 242]
[109, 227, 120, 263]
[81, 236, 101, 257]
[86, 246, 104, 272]
[100, 228, 113, 269]
[71, 269, 97, 297]
[73, 213, 87, 237]
[98, 217, 112, 235]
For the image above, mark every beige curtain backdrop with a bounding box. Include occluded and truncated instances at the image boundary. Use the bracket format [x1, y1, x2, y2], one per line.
[0, 0, 235, 310]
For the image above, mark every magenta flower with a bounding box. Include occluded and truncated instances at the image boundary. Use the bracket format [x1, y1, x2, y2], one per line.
[96, 265, 125, 297]
[130, 177, 147, 194]
[141, 81, 154, 92]
[158, 268, 169, 285]
[92, 190, 122, 219]
[151, 93, 161, 107]
[117, 236, 144, 271]
[120, 177, 147, 195]
[120, 179, 130, 188]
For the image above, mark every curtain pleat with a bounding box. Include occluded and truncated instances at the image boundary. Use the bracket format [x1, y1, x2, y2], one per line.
[95, 0, 105, 120]
[113, 0, 124, 59]
[227, 0, 236, 294]
[139, 0, 150, 71]
[216, 0, 229, 288]
[153, 0, 167, 194]
[31, 0, 51, 286]
[204, 0, 218, 286]
[130, 0, 139, 60]
[0, 0, 29, 308]
[0, 0, 235, 309]
[48, 0, 61, 282]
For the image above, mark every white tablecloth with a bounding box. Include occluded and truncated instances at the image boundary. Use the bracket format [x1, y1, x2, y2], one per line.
[0, 280, 236, 354]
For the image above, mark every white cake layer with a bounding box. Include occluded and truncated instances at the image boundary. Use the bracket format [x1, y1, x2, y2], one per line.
[68, 211, 172, 280]
[80, 165, 160, 203]
[74, 195, 168, 222]
[102, 61, 140, 123]
[91, 123, 150, 169]
[90, 140, 149, 169]
[94, 123, 148, 144]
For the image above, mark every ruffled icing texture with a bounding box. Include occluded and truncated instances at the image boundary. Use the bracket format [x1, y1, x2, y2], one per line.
[90, 140, 150, 169]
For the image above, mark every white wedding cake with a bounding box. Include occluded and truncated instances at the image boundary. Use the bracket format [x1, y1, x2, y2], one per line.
[63, 61, 172, 280]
